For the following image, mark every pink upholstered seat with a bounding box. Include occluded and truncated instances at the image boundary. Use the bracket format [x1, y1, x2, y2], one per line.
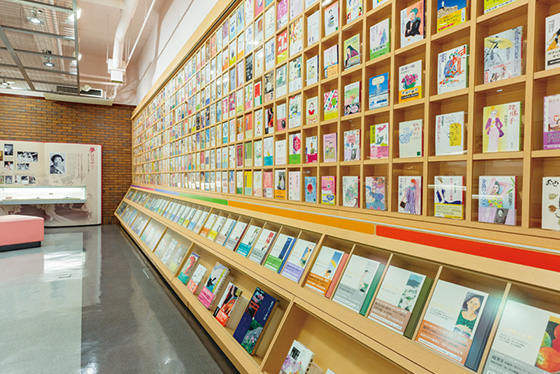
[0, 215, 44, 247]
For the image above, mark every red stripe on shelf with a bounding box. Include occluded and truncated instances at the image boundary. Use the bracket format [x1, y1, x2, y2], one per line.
[376, 226, 560, 272]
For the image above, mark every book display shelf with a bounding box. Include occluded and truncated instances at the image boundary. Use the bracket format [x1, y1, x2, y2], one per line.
[124, 0, 560, 373]
[116, 186, 560, 374]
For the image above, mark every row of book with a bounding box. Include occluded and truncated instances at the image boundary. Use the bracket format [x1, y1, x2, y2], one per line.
[121, 194, 560, 374]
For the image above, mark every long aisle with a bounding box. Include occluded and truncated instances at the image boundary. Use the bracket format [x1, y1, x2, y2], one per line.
[0, 225, 238, 374]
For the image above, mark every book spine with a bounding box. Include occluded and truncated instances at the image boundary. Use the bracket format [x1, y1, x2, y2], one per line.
[359, 264, 385, 316]
[464, 295, 500, 372]
[403, 277, 433, 339]
[278, 240, 296, 273]
[325, 253, 349, 298]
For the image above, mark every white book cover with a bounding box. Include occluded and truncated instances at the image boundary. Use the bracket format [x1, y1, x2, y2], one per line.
[215, 218, 237, 246]
[416, 280, 488, 364]
[236, 171, 243, 192]
[265, 39, 275, 71]
[483, 300, 560, 374]
[435, 111, 465, 156]
[289, 17, 303, 56]
[222, 171, 228, 193]
[265, 7, 275, 39]
[343, 129, 360, 161]
[276, 65, 288, 97]
[263, 137, 274, 165]
[482, 102, 521, 153]
[224, 221, 248, 250]
[437, 44, 468, 95]
[434, 176, 464, 219]
[542, 177, 560, 231]
[484, 26, 523, 84]
[200, 213, 218, 238]
[332, 254, 381, 312]
[208, 216, 227, 241]
[193, 211, 209, 234]
[289, 171, 301, 201]
[399, 119, 423, 158]
[305, 245, 345, 294]
[248, 228, 277, 264]
[237, 224, 261, 256]
[289, 56, 302, 93]
[253, 171, 263, 197]
[307, 11, 320, 47]
[478, 176, 517, 225]
[546, 13, 560, 70]
[306, 55, 319, 86]
[288, 94, 302, 128]
[324, 2, 339, 36]
[255, 47, 264, 77]
[187, 264, 208, 293]
[281, 239, 317, 282]
[254, 140, 263, 167]
[280, 340, 315, 374]
[369, 266, 426, 334]
[369, 18, 390, 59]
[264, 233, 295, 272]
[289, 133, 302, 164]
[290, 0, 303, 19]
[398, 176, 422, 215]
[276, 139, 287, 165]
[306, 97, 319, 126]
[342, 176, 359, 208]
[255, 108, 263, 136]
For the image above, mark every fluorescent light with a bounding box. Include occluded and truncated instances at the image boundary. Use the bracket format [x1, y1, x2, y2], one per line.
[77, 8, 82, 19]
[44, 60, 55, 68]
[28, 8, 43, 24]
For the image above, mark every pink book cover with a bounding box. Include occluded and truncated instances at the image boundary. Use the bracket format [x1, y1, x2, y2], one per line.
[263, 171, 274, 197]
[323, 133, 337, 162]
[325, 253, 348, 298]
[197, 287, 216, 309]
[236, 144, 244, 167]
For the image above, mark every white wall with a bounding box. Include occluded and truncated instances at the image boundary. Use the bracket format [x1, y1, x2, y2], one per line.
[134, 0, 219, 105]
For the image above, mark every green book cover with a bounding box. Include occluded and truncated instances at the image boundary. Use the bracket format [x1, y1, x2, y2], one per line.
[403, 277, 433, 338]
[359, 264, 385, 316]
[288, 154, 301, 164]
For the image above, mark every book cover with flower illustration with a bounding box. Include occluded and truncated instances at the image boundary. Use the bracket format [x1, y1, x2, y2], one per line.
[365, 176, 386, 210]
[323, 89, 339, 120]
[399, 60, 422, 102]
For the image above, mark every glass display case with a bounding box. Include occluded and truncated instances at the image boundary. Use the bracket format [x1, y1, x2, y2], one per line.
[0, 186, 87, 205]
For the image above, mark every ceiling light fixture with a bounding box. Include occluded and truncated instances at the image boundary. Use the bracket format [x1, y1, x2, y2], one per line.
[42, 50, 55, 68]
[1, 80, 13, 88]
[28, 8, 43, 25]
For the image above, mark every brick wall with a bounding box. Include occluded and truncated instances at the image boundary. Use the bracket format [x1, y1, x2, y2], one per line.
[0, 94, 134, 224]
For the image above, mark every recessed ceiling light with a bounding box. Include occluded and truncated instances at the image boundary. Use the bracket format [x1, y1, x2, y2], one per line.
[28, 8, 43, 25]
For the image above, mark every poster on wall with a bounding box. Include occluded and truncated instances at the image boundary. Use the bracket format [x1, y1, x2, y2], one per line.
[0, 140, 102, 226]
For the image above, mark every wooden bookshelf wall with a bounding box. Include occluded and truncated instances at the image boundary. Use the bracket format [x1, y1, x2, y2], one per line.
[115, 186, 560, 374]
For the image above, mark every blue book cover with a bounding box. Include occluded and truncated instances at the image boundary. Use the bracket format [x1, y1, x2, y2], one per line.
[233, 287, 278, 354]
[368, 73, 389, 110]
[304, 176, 317, 203]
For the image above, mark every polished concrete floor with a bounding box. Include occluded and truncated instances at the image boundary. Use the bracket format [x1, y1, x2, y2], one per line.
[0, 225, 238, 374]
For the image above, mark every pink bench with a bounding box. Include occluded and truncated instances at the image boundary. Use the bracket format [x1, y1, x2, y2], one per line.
[0, 215, 44, 251]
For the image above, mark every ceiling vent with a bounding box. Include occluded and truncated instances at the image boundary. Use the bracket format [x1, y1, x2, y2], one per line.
[80, 88, 104, 98]
[57, 85, 79, 94]
[56, 85, 104, 98]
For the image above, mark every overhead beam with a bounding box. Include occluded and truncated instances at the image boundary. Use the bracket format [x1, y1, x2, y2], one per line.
[2, 0, 73, 13]
[0, 26, 35, 90]
[0, 62, 78, 76]
[1, 25, 75, 41]
[0, 46, 76, 61]
[0, 75, 77, 87]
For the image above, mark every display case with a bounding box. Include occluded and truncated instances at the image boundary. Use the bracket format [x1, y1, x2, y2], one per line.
[0, 186, 87, 205]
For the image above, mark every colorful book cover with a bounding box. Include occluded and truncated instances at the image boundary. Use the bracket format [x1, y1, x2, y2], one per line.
[344, 129, 360, 161]
[200, 213, 218, 238]
[323, 133, 337, 162]
[245, 85, 253, 111]
[237, 225, 262, 257]
[323, 45, 339, 79]
[305, 245, 344, 294]
[264, 171, 274, 198]
[197, 262, 229, 309]
[177, 253, 200, 284]
[435, 111, 465, 156]
[483, 300, 560, 374]
[255, 18, 264, 48]
[416, 280, 490, 366]
[304, 176, 317, 203]
[342, 176, 359, 208]
[244, 171, 253, 195]
[369, 73, 389, 110]
[289, 57, 302, 93]
[276, 65, 288, 98]
[266, 107, 274, 134]
[253, 170, 263, 197]
[399, 119, 423, 158]
[248, 228, 277, 264]
[306, 55, 319, 86]
[546, 13, 560, 70]
[305, 135, 318, 163]
[264, 136, 274, 165]
[369, 18, 390, 60]
[478, 176, 517, 225]
[346, 0, 363, 23]
[323, 89, 339, 120]
[276, 139, 287, 165]
[264, 71, 274, 103]
[213, 282, 244, 327]
[437, 0, 467, 33]
[484, 26, 523, 83]
[281, 238, 316, 282]
[306, 97, 319, 126]
[233, 287, 278, 354]
[289, 94, 302, 128]
[215, 218, 237, 246]
[365, 176, 386, 210]
[321, 175, 336, 205]
[343, 34, 361, 70]
[542, 177, 560, 231]
[277, 30, 288, 64]
[280, 340, 315, 374]
[225, 221, 249, 250]
[245, 113, 253, 139]
[370, 123, 389, 159]
[255, 0, 264, 16]
[398, 176, 422, 215]
[399, 60, 422, 102]
[288, 171, 301, 201]
[324, 2, 339, 36]
[277, 0, 288, 29]
[544, 94, 560, 150]
[482, 102, 521, 153]
[438, 44, 468, 94]
[186, 264, 208, 294]
[289, 133, 302, 164]
[484, 0, 519, 14]
[255, 109, 263, 137]
[307, 10, 320, 47]
[332, 254, 382, 313]
[369, 266, 428, 334]
[434, 176, 464, 219]
[343, 82, 360, 116]
[254, 140, 263, 167]
[264, 233, 296, 272]
[236, 171, 244, 194]
[275, 169, 287, 199]
[400, 1, 424, 48]
[236, 143, 244, 168]
[289, 17, 303, 56]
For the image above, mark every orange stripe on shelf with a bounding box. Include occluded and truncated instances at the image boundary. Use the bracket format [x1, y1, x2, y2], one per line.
[376, 226, 560, 272]
[228, 201, 375, 235]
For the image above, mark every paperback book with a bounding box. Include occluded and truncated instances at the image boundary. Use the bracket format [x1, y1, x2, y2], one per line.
[542, 177, 560, 231]
[306, 97, 319, 126]
[263, 137, 274, 165]
[289, 133, 302, 164]
[321, 176, 336, 205]
[213, 282, 249, 328]
[263, 233, 296, 272]
[438, 44, 468, 94]
[478, 176, 517, 225]
[280, 340, 316, 374]
[437, 0, 467, 32]
[177, 252, 200, 284]
[264, 72, 274, 103]
[484, 0, 519, 14]
[288, 94, 302, 128]
[482, 102, 521, 153]
[365, 176, 386, 211]
[343, 34, 361, 69]
[304, 176, 317, 203]
[324, 2, 339, 36]
[306, 55, 319, 86]
[344, 129, 360, 161]
[276, 65, 287, 97]
[275, 169, 287, 199]
[289, 17, 303, 56]
[224, 221, 249, 250]
[343, 82, 360, 116]
[435, 111, 465, 156]
[253, 170, 263, 197]
[215, 218, 238, 246]
[275, 139, 287, 165]
[369, 18, 390, 60]
[289, 57, 302, 93]
[288, 171, 301, 201]
[399, 119, 423, 158]
[370, 123, 389, 159]
[323, 133, 337, 162]
[237, 224, 262, 257]
[434, 176, 464, 219]
[398, 176, 422, 215]
[400, 1, 424, 48]
[263, 171, 274, 198]
[265, 39, 275, 71]
[546, 13, 560, 70]
[543, 94, 560, 150]
[307, 11, 320, 47]
[186, 264, 208, 294]
[368, 73, 389, 110]
[198, 262, 230, 309]
[277, 0, 288, 29]
[484, 26, 523, 84]
[305, 245, 347, 296]
[277, 31, 288, 64]
[248, 228, 277, 264]
[342, 176, 359, 208]
[323, 45, 339, 79]
[323, 89, 339, 120]
[399, 60, 422, 102]
[277, 103, 287, 131]
[281, 238, 317, 282]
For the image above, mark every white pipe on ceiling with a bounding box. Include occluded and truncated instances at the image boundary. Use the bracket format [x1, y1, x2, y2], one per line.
[111, 0, 139, 70]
